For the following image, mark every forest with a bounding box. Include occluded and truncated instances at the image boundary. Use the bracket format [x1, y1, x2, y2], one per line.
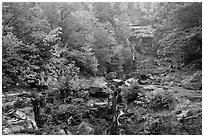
[2, 2, 202, 135]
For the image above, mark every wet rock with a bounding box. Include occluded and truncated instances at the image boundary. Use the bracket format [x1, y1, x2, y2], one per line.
[56, 128, 72, 135]
[77, 121, 94, 135]
[87, 98, 107, 108]
[106, 72, 116, 81]
[112, 79, 124, 87]
[15, 110, 27, 120]
[56, 128, 67, 135]
[7, 119, 25, 125]
[18, 107, 33, 116]
[10, 125, 25, 133]
[2, 101, 16, 112]
[93, 102, 108, 107]
[124, 78, 138, 87]
[88, 87, 109, 98]
[2, 128, 12, 135]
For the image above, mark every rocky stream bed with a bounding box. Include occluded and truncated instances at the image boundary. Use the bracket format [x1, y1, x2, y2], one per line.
[2, 69, 202, 135]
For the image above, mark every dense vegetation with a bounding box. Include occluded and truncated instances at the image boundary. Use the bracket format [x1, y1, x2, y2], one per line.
[2, 2, 202, 135]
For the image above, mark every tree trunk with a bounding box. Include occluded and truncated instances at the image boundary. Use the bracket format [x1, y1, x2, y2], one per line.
[124, 37, 137, 72]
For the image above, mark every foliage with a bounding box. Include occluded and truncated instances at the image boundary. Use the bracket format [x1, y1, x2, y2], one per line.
[2, 2, 202, 135]
[2, 32, 24, 89]
[142, 113, 183, 135]
[2, 3, 80, 90]
[147, 91, 175, 111]
[154, 2, 202, 67]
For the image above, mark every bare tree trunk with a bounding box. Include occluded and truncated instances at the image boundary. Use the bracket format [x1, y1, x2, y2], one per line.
[131, 45, 137, 72]
[124, 37, 137, 72]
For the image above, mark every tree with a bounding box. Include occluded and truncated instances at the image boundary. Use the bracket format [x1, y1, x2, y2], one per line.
[2, 32, 24, 88]
[154, 2, 202, 68]
[40, 3, 100, 76]
[2, 3, 80, 90]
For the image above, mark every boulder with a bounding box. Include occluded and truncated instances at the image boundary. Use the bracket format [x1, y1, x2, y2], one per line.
[77, 121, 94, 135]
[10, 125, 25, 133]
[55, 128, 70, 135]
[105, 72, 116, 81]
[2, 128, 12, 135]
[88, 87, 109, 98]
[2, 101, 16, 112]
[124, 78, 138, 87]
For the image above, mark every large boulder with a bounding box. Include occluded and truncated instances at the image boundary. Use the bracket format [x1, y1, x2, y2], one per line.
[105, 72, 116, 81]
[88, 87, 110, 98]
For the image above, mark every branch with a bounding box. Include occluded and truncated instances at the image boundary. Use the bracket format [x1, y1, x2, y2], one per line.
[3, 14, 17, 27]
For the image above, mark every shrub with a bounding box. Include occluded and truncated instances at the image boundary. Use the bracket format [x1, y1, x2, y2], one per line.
[142, 114, 183, 135]
[147, 91, 175, 111]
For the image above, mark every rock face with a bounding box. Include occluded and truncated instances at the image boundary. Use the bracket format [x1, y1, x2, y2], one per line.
[181, 71, 202, 90]
[2, 94, 38, 135]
